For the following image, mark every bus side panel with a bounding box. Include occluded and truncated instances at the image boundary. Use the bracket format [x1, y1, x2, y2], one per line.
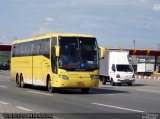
[11, 58, 16, 82]
[22, 57, 33, 84]
[41, 57, 52, 86]
[32, 56, 52, 86]
[33, 56, 44, 86]
[11, 57, 32, 84]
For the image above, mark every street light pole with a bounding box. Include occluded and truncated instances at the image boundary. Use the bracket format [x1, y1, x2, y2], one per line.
[133, 40, 136, 48]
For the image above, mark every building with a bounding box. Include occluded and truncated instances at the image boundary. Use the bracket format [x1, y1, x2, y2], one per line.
[0, 44, 12, 69]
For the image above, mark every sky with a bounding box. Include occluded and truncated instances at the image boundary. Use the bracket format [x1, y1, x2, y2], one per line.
[0, 0, 160, 49]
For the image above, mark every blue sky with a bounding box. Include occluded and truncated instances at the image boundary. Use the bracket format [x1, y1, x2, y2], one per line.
[0, 0, 160, 49]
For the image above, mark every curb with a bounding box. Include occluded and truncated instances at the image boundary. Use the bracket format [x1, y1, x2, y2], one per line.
[136, 75, 160, 80]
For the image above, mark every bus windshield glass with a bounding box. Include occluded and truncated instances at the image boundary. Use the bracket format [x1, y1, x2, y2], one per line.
[59, 37, 99, 71]
[116, 65, 133, 72]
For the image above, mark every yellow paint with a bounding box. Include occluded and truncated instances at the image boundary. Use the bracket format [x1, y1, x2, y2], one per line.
[11, 33, 99, 89]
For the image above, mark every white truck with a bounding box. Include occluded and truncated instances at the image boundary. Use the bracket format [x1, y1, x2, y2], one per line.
[137, 63, 154, 76]
[99, 50, 135, 86]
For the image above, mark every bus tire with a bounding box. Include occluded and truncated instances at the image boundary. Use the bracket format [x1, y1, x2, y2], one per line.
[81, 88, 89, 94]
[20, 74, 25, 88]
[47, 76, 56, 93]
[16, 74, 21, 88]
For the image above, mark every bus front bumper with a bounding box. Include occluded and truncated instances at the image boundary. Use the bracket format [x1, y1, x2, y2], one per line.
[53, 78, 99, 88]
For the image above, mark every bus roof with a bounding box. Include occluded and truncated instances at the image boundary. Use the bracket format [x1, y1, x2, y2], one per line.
[13, 33, 96, 44]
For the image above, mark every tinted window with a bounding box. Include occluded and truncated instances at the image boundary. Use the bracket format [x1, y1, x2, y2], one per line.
[12, 38, 50, 58]
[116, 65, 133, 72]
[59, 37, 99, 71]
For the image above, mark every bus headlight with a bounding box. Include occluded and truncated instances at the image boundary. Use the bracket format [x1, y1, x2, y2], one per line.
[59, 75, 69, 80]
[91, 75, 99, 80]
[116, 74, 120, 78]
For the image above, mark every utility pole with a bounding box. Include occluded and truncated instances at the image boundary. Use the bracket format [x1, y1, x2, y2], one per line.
[14, 36, 17, 41]
[133, 40, 136, 48]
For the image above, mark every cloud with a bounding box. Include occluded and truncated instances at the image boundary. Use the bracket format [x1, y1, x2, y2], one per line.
[43, 17, 54, 26]
[46, 17, 53, 22]
[152, 4, 160, 11]
[32, 17, 54, 35]
[7, 0, 160, 49]
[0, 35, 9, 44]
[32, 26, 52, 36]
[2, 35, 7, 40]
[11, 0, 147, 8]
[0, 35, 7, 40]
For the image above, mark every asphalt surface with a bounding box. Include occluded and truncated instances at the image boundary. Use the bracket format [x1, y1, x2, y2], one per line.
[0, 70, 160, 119]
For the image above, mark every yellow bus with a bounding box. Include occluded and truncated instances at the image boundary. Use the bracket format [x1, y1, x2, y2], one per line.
[11, 33, 100, 93]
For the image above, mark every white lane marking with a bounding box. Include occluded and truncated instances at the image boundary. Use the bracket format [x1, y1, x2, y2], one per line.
[0, 101, 9, 105]
[28, 91, 53, 96]
[108, 94, 114, 95]
[136, 89, 160, 94]
[0, 86, 7, 88]
[100, 86, 160, 94]
[16, 106, 33, 112]
[92, 103, 145, 113]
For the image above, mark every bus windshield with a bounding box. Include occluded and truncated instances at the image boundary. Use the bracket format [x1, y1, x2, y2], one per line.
[59, 37, 99, 71]
[116, 65, 133, 72]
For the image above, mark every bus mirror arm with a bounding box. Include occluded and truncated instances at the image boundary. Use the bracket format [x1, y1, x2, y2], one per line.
[55, 45, 60, 57]
[99, 47, 105, 59]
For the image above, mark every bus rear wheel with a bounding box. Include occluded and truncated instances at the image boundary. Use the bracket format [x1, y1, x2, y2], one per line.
[16, 74, 21, 88]
[47, 77, 56, 93]
[20, 74, 26, 88]
[81, 88, 89, 94]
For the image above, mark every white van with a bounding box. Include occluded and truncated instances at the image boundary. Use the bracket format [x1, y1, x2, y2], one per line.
[99, 50, 135, 86]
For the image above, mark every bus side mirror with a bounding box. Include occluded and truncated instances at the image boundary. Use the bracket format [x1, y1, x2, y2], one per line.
[99, 47, 105, 59]
[55, 45, 60, 57]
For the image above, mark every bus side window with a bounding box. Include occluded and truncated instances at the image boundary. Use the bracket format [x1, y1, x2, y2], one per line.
[39, 39, 50, 58]
[30, 41, 34, 56]
[33, 40, 41, 56]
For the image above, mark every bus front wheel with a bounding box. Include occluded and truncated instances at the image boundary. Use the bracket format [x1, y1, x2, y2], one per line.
[47, 77, 56, 93]
[81, 88, 89, 94]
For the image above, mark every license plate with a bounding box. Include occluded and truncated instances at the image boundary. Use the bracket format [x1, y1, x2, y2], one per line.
[77, 82, 84, 86]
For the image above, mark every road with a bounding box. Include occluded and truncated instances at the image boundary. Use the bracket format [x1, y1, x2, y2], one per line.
[0, 70, 160, 119]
